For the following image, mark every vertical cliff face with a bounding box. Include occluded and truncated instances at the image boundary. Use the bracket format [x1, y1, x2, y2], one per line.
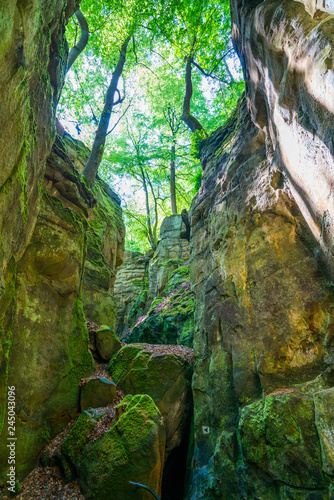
[0, 0, 75, 435]
[231, 0, 334, 276]
[189, 1, 334, 498]
[0, 2, 125, 484]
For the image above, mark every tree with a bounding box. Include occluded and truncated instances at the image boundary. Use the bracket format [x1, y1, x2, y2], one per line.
[59, 0, 244, 248]
[106, 114, 169, 250]
[82, 36, 130, 186]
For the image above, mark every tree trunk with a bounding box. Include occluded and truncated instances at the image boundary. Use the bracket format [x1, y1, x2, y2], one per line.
[181, 56, 206, 134]
[141, 167, 156, 250]
[82, 36, 130, 187]
[66, 11, 89, 72]
[170, 142, 177, 214]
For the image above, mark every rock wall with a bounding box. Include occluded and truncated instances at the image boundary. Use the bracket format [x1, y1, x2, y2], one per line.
[148, 214, 190, 301]
[115, 214, 194, 346]
[0, 0, 77, 444]
[113, 251, 150, 337]
[188, 1, 334, 497]
[0, 130, 124, 483]
[56, 134, 125, 329]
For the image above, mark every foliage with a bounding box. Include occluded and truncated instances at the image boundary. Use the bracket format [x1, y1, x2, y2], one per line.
[58, 0, 244, 250]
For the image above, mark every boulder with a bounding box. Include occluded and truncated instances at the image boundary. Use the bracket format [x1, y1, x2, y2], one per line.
[108, 345, 192, 453]
[239, 391, 323, 488]
[95, 327, 121, 360]
[80, 378, 117, 411]
[77, 394, 165, 500]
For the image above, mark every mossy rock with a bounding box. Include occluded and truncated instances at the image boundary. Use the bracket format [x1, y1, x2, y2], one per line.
[125, 281, 194, 347]
[61, 408, 106, 468]
[95, 327, 121, 361]
[109, 345, 192, 453]
[77, 394, 165, 500]
[239, 391, 324, 488]
[80, 378, 117, 411]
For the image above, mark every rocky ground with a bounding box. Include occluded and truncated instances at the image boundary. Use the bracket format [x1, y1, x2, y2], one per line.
[0, 319, 193, 500]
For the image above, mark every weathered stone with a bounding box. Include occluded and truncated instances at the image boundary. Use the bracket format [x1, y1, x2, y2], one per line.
[95, 327, 121, 361]
[0, 133, 124, 483]
[231, 0, 334, 279]
[80, 378, 117, 411]
[148, 214, 190, 300]
[77, 394, 165, 500]
[188, 59, 334, 498]
[239, 392, 323, 488]
[113, 251, 149, 336]
[0, 0, 75, 463]
[108, 345, 192, 454]
[55, 134, 125, 328]
[126, 272, 194, 347]
[0, 190, 95, 483]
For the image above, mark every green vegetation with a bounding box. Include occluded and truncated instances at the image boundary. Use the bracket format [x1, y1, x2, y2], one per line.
[58, 0, 244, 250]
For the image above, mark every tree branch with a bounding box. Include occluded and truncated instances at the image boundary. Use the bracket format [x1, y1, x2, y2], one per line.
[181, 56, 207, 134]
[67, 11, 89, 72]
[106, 99, 133, 136]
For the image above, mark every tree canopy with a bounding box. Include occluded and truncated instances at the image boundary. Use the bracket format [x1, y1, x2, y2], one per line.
[58, 0, 244, 251]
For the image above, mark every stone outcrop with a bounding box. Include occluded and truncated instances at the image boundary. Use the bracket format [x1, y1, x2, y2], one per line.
[113, 251, 150, 337]
[0, 0, 78, 461]
[148, 214, 190, 301]
[115, 214, 194, 346]
[0, 132, 124, 484]
[126, 265, 194, 346]
[54, 135, 125, 329]
[188, 1, 334, 497]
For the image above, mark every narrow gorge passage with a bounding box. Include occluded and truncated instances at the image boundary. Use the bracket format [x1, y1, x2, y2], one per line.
[1, 0, 334, 499]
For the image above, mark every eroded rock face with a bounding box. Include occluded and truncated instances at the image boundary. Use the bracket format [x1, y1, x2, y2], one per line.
[59, 135, 125, 328]
[231, 0, 334, 277]
[188, 2, 334, 497]
[0, 0, 77, 455]
[113, 251, 149, 336]
[188, 91, 334, 497]
[0, 133, 124, 484]
[149, 214, 190, 300]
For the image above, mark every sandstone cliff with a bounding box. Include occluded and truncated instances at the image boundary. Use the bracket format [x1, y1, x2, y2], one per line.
[0, 1, 124, 482]
[188, 1, 334, 498]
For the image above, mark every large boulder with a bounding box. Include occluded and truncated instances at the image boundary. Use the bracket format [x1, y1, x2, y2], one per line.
[108, 345, 193, 453]
[62, 394, 165, 500]
[239, 391, 323, 488]
[95, 326, 121, 360]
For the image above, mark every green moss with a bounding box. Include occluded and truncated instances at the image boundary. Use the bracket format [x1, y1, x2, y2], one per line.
[62, 409, 105, 467]
[108, 346, 149, 382]
[0, 258, 16, 434]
